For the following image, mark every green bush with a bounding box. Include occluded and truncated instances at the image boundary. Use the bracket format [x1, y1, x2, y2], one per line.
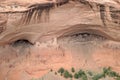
[71, 67, 75, 73]
[87, 71, 93, 76]
[74, 73, 79, 79]
[78, 70, 85, 76]
[78, 70, 88, 80]
[103, 67, 111, 76]
[116, 77, 120, 80]
[69, 73, 73, 78]
[92, 73, 105, 80]
[56, 67, 120, 80]
[63, 70, 70, 78]
[58, 67, 64, 74]
[103, 67, 120, 78]
[82, 75, 88, 80]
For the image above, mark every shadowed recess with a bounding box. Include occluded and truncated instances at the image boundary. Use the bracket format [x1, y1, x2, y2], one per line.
[10, 39, 33, 47]
[99, 4, 106, 26]
[110, 6, 120, 24]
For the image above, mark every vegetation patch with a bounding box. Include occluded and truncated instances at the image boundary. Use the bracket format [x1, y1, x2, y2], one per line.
[31, 67, 120, 80]
[56, 67, 120, 80]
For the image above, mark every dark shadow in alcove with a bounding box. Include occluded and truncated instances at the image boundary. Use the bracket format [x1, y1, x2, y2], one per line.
[10, 39, 33, 47]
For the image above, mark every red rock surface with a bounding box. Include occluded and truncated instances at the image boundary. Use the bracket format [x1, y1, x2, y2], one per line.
[0, 0, 120, 80]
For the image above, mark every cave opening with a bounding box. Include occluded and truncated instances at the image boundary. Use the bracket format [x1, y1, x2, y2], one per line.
[11, 39, 33, 47]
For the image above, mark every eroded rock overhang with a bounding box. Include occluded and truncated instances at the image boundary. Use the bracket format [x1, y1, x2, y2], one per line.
[0, 0, 120, 45]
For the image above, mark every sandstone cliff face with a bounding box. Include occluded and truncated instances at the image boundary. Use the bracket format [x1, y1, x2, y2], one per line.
[0, 0, 120, 80]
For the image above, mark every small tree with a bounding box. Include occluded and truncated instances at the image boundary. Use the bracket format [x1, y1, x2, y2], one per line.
[92, 74, 104, 80]
[50, 69, 53, 72]
[81, 75, 88, 80]
[87, 71, 93, 76]
[74, 73, 79, 79]
[58, 67, 64, 74]
[69, 73, 73, 78]
[78, 69, 86, 77]
[71, 67, 75, 73]
[64, 70, 70, 78]
[55, 72, 57, 75]
[78, 70, 88, 80]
